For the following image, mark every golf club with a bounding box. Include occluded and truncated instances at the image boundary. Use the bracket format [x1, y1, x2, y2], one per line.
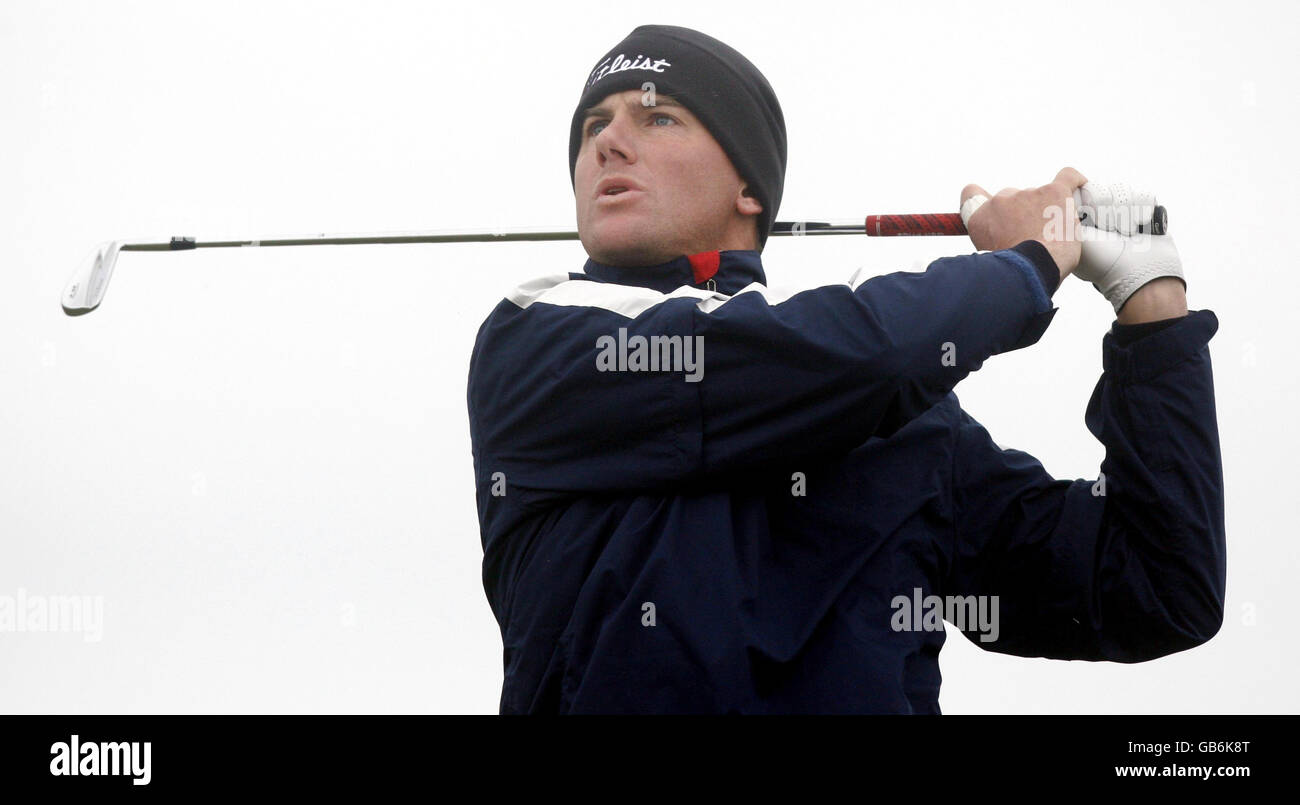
[60, 206, 1167, 317]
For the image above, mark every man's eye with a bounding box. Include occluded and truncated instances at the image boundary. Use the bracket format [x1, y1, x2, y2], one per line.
[586, 114, 676, 138]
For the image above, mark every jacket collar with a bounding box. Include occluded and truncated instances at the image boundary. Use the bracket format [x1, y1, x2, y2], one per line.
[581, 249, 767, 296]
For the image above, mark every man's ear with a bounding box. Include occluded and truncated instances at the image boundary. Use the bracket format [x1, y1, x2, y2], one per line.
[737, 184, 763, 217]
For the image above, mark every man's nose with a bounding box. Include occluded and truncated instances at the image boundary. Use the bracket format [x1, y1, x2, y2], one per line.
[595, 119, 635, 165]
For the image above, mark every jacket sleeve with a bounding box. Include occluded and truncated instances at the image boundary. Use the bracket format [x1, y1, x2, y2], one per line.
[468, 243, 1060, 496]
[944, 309, 1226, 662]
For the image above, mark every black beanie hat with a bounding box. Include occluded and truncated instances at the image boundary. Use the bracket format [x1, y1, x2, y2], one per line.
[568, 25, 787, 252]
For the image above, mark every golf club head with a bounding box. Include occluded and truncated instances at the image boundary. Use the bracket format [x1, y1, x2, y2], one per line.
[62, 240, 123, 316]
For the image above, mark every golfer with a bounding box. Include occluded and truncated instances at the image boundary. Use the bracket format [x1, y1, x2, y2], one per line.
[466, 24, 1224, 713]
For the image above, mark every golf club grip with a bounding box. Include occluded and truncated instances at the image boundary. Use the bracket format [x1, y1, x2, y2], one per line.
[865, 213, 966, 237]
[865, 206, 1168, 237]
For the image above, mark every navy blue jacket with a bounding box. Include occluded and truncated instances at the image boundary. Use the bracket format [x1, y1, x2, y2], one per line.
[466, 242, 1225, 713]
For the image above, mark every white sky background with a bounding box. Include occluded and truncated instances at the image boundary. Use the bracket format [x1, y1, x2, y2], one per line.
[1, 0, 1295, 714]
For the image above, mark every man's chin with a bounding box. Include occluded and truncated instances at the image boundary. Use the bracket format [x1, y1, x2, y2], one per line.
[581, 225, 678, 267]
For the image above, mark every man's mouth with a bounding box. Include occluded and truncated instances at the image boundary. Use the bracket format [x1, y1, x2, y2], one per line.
[595, 178, 645, 198]
[596, 186, 643, 204]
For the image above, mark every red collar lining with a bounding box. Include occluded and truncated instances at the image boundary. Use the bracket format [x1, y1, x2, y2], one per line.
[687, 251, 721, 285]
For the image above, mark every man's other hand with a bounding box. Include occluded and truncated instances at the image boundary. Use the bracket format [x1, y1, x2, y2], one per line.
[961, 167, 1088, 282]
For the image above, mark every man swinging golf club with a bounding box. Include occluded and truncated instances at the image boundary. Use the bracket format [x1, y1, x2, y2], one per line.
[466, 24, 1225, 714]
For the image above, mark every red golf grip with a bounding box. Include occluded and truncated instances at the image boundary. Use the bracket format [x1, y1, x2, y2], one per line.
[865, 213, 967, 237]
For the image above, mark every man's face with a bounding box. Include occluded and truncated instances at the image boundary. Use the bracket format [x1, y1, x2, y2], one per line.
[575, 89, 763, 266]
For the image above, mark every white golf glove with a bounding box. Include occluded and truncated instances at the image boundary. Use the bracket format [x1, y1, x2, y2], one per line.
[1073, 182, 1185, 314]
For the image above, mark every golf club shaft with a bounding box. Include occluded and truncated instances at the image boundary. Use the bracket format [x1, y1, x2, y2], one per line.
[110, 214, 966, 254]
[61, 215, 959, 317]
[109, 206, 1166, 251]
